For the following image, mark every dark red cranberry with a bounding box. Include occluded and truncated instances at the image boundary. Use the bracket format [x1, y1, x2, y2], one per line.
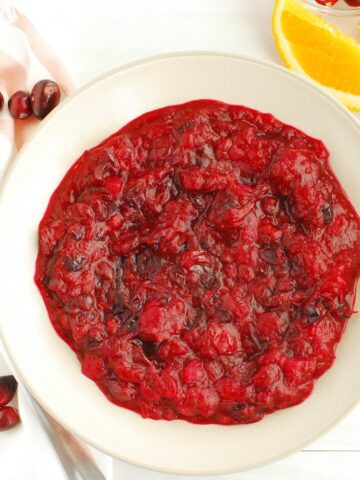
[0, 406, 20, 431]
[0, 92, 4, 111]
[305, 305, 322, 324]
[344, 0, 360, 6]
[315, 0, 339, 5]
[259, 248, 278, 264]
[8, 91, 32, 119]
[322, 203, 333, 225]
[31, 79, 60, 119]
[0, 376, 17, 407]
[261, 196, 278, 215]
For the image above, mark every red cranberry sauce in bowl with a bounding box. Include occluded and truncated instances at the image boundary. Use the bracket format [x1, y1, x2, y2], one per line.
[35, 100, 360, 425]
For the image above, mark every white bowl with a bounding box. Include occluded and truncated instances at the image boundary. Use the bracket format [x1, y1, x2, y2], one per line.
[0, 53, 360, 475]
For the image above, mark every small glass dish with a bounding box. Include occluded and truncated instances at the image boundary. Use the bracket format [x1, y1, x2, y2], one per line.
[302, 0, 360, 16]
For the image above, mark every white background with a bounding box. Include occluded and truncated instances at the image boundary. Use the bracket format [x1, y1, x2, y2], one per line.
[1, 1, 360, 479]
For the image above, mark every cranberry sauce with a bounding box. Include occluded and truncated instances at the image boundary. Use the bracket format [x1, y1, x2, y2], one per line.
[35, 100, 360, 424]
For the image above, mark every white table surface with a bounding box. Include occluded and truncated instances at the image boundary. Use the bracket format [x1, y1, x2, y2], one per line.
[1, 1, 360, 479]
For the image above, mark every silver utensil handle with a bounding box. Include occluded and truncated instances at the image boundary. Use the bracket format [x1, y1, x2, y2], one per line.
[26, 393, 106, 480]
[0, 340, 105, 480]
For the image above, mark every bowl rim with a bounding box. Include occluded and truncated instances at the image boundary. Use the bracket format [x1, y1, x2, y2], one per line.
[1, 51, 360, 475]
[2, 49, 360, 193]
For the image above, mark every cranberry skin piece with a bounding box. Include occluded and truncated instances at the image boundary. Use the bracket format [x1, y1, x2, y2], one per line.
[315, 0, 339, 5]
[0, 376, 17, 407]
[8, 91, 32, 119]
[0, 406, 20, 431]
[0, 92, 4, 111]
[31, 80, 60, 119]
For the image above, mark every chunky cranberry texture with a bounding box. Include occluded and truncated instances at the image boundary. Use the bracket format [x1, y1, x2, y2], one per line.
[315, 0, 360, 5]
[315, 0, 339, 5]
[35, 100, 360, 425]
[344, 0, 360, 6]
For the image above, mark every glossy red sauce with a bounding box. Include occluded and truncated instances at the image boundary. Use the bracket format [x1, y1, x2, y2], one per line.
[35, 100, 360, 424]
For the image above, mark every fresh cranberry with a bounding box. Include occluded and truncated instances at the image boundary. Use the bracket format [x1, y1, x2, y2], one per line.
[0, 406, 20, 431]
[31, 79, 60, 119]
[0, 92, 4, 111]
[8, 91, 32, 119]
[315, 0, 339, 5]
[0, 376, 17, 407]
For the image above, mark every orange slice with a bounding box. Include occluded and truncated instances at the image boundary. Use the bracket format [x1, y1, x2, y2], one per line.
[273, 0, 360, 110]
